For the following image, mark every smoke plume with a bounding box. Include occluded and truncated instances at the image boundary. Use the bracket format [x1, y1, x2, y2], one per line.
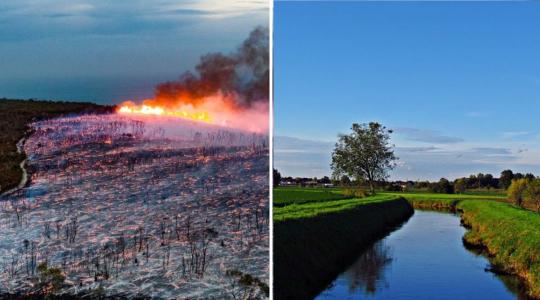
[148, 26, 269, 109]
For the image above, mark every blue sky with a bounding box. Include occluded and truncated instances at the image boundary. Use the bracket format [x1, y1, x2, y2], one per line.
[0, 0, 267, 104]
[274, 1, 540, 181]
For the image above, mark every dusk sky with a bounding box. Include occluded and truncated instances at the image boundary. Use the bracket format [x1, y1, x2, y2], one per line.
[0, 0, 268, 104]
[274, 1, 540, 181]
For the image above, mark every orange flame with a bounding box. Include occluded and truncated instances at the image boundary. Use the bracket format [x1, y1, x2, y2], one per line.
[117, 103, 212, 123]
[116, 94, 268, 133]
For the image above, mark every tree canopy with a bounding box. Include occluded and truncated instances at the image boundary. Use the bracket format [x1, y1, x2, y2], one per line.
[331, 122, 397, 193]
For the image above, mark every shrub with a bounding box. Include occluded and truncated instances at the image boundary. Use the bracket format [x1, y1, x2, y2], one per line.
[342, 188, 369, 198]
[36, 262, 65, 294]
[524, 179, 540, 212]
[508, 178, 529, 207]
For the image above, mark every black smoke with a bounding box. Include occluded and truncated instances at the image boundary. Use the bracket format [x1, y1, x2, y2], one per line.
[150, 26, 269, 109]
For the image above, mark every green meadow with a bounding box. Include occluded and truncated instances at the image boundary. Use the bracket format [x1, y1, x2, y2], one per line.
[273, 188, 351, 207]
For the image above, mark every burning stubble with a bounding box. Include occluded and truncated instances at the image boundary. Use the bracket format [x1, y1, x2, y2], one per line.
[0, 114, 269, 298]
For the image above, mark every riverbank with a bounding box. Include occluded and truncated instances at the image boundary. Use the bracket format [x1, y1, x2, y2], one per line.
[274, 188, 540, 299]
[457, 200, 540, 298]
[399, 194, 540, 299]
[274, 196, 413, 299]
[0, 99, 114, 193]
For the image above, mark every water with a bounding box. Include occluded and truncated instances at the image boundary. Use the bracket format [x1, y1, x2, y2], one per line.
[317, 210, 528, 300]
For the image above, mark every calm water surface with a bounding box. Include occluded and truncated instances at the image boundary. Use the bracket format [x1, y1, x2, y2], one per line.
[317, 210, 528, 300]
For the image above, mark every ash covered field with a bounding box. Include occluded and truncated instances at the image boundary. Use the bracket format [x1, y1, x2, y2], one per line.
[0, 113, 269, 299]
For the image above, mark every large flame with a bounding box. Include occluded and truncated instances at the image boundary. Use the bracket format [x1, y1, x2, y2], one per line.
[116, 94, 268, 134]
[118, 102, 212, 123]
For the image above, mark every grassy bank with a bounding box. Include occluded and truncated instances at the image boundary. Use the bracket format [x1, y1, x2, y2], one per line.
[457, 200, 540, 298]
[274, 192, 412, 299]
[0, 99, 114, 193]
[383, 192, 506, 210]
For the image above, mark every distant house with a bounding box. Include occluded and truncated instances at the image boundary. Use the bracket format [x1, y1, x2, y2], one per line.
[304, 180, 318, 187]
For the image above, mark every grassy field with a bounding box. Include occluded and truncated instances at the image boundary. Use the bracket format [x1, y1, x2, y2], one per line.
[274, 193, 399, 221]
[273, 186, 540, 298]
[0, 99, 114, 193]
[273, 187, 351, 207]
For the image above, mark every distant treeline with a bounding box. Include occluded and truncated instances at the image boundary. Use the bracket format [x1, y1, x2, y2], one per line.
[274, 169, 534, 194]
[0, 98, 115, 193]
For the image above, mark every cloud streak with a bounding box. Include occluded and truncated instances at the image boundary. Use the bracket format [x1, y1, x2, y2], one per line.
[0, 0, 268, 41]
[394, 127, 464, 144]
[274, 135, 540, 181]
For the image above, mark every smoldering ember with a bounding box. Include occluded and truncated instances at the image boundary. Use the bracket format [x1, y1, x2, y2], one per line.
[0, 113, 269, 298]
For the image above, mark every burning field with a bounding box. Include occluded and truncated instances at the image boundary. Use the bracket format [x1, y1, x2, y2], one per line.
[0, 26, 269, 298]
[0, 113, 269, 298]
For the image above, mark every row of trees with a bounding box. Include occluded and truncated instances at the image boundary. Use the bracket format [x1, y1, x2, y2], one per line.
[453, 170, 536, 191]
[428, 170, 537, 194]
[274, 170, 536, 194]
[273, 171, 333, 188]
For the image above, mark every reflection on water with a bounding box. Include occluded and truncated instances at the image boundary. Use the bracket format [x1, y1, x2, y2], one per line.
[344, 242, 391, 295]
[317, 211, 528, 300]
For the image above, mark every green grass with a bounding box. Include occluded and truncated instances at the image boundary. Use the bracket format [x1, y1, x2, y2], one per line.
[274, 193, 399, 222]
[458, 200, 540, 298]
[273, 188, 508, 222]
[273, 187, 351, 206]
[382, 191, 507, 209]
[382, 191, 506, 201]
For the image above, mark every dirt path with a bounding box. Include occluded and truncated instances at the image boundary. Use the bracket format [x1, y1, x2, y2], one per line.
[1, 137, 28, 196]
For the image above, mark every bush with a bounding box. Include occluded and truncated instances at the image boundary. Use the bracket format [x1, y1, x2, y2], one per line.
[36, 262, 65, 294]
[428, 178, 454, 194]
[508, 178, 529, 207]
[524, 179, 540, 212]
[342, 188, 369, 198]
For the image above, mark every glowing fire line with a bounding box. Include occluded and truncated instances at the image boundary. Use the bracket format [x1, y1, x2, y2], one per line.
[118, 105, 212, 123]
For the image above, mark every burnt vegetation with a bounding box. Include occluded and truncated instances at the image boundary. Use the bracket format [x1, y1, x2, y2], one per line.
[0, 98, 114, 193]
[0, 114, 269, 298]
